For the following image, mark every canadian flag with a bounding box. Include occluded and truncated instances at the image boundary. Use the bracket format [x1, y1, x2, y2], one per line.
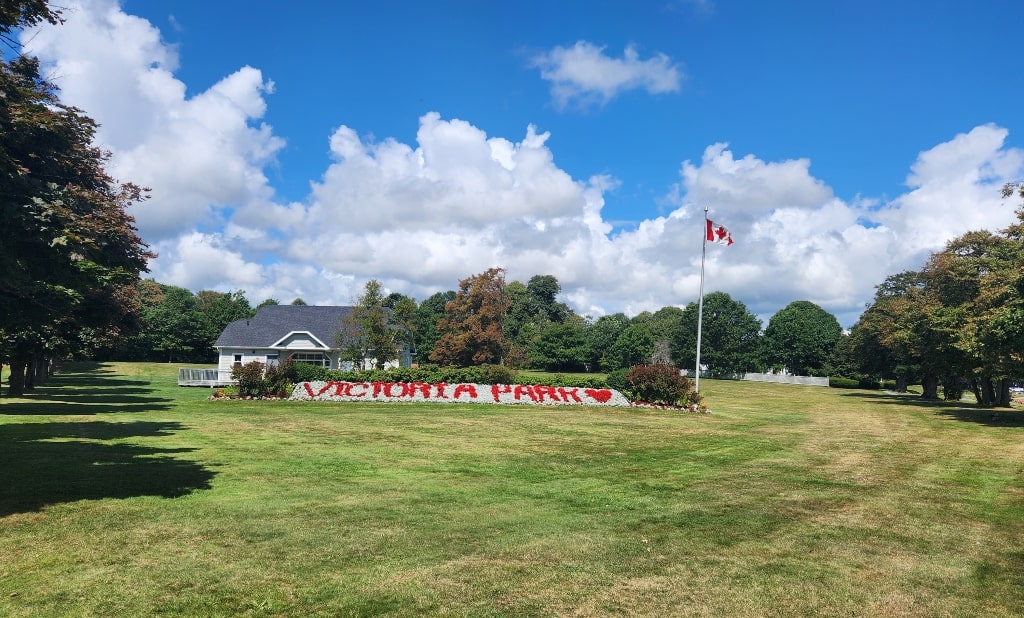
[706, 219, 734, 246]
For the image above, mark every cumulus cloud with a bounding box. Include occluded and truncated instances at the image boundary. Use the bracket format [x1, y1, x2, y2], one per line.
[875, 124, 1024, 261]
[22, 2, 1024, 329]
[531, 41, 683, 109]
[309, 113, 586, 232]
[23, 0, 284, 241]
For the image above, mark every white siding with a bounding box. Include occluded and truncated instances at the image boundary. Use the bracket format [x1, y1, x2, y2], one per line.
[279, 334, 320, 349]
[217, 348, 279, 382]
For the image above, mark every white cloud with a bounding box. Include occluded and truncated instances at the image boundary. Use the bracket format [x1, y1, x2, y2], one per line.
[23, 0, 285, 241]
[679, 144, 834, 215]
[875, 124, 1024, 262]
[23, 2, 1024, 330]
[532, 41, 683, 109]
[148, 232, 264, 291]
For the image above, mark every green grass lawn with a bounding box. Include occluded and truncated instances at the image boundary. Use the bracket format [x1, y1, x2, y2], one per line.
[1, 363, 1022, 617]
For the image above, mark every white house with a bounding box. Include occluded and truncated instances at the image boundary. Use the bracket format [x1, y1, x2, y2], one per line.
[212, 305, 411, 383]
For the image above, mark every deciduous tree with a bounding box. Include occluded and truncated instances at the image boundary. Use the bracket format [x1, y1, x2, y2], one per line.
[674, 292, 761, 376]
[340, 279, 401, 370]
[414, 290, 455, 362]
[1, 8, 152, 394]
[528, 320, 588, 372]
[430, 268, 508, 367]
[761, 301, 843, 376]
[604, 322, 655, 371]
[585, 313, 629, 371]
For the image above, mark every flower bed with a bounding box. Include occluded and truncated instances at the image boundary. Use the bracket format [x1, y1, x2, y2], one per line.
[290, 381, 632, 407]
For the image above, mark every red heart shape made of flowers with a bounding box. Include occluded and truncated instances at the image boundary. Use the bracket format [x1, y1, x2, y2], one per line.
[584, 388, 613, 403]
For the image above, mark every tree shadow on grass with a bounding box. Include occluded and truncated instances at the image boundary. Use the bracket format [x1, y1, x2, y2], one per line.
[839, 391, 1024, 427]
[934, 408, 1024, 427]
[838, 391, 953, 407]
[0, 420, 216, 516]
[1, 367, 173, 415]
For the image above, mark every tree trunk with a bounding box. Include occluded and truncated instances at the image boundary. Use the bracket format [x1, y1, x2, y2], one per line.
[970, 378, 982, 405]
[31, 357, 46, 387]
[895, 375, 908, 392]
[921, 372, 939, 399]
[23, 358, 35, 391]
[8, 360, 26, 397]
[980, 377, 996, 407]
[997, 378, 1012, 408]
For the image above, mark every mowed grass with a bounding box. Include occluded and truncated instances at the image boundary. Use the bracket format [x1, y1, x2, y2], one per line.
[1, 363, 1022, 617]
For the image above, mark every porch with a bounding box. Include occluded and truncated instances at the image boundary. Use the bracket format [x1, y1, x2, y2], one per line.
[178, 367, 234, 387]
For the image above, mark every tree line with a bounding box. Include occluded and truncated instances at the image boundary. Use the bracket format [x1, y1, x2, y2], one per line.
[410, 268, 847, 378]
[0, 3, 151, 395]
[843, 187, 1024, 405]
[111, 268, 846, 381]
[12, 211, 1021, 405]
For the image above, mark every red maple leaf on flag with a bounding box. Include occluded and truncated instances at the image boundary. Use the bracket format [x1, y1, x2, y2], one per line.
[705, 219, 734, 246]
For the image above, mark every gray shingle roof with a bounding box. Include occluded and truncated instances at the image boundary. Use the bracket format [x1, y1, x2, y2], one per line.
[214, 305, 355, 349]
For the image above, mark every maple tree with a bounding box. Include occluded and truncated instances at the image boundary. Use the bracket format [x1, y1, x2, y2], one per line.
[1, 3, 152, 395]
[430, 267, 509, 367]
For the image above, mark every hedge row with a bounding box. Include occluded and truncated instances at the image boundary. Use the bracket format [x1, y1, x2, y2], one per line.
[828, 376, 898, 390]
[291, 363, 609, 388]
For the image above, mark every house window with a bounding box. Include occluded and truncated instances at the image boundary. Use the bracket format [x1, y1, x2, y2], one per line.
[233, 354, 243, 367]
[266, 354, 279, 367]
[290, 353, 329, 368]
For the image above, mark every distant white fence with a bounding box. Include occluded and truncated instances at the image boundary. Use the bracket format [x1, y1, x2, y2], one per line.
[740, 372, 829, 387]
[684, 370, 829, 387]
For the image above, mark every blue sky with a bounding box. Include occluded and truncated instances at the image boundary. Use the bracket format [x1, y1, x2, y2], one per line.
[23, 0, 1024, 327]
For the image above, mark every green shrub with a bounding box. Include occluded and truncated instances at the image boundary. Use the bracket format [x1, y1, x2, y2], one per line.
[292, 362, 334, 382]
[478, 363, 517, 385]
[292, 364, 610, 388]
[624, 365, 702, 409]
[858, 378, 882, 390]
[229, 360, 298, 398]
[828, 377, 860, 389]
[329, 365, 521, 386]
[605, 368, 629, 392]
[524, 374, 609, 389]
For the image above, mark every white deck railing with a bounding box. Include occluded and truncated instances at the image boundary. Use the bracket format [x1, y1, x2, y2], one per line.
[177, 368, 232, 387]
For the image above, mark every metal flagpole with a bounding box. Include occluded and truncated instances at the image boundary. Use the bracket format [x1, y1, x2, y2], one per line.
[695, 205, 708, 393]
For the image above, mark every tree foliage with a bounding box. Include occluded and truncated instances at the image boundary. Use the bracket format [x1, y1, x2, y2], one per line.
[674, 292, 761, 376]
[852, 205, 1024, 405]
[761, 301, 843, 376]
[1, 7, 152, 394]
[604, 322, 655, 371]
[528, 320, 588, 372]
[585, 313, 629, 371]
[340, 279, 403, 370]
[119, 282, 252, 363]
[414, 290, 455, 362]
[430, 267, 508, 367]
[502, 274, 573, 366]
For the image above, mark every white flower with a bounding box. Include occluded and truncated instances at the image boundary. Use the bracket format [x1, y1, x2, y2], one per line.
[289, 380, 632, 407]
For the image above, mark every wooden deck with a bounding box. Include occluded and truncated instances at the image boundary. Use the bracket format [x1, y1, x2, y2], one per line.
[177, 368, 234, 387]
